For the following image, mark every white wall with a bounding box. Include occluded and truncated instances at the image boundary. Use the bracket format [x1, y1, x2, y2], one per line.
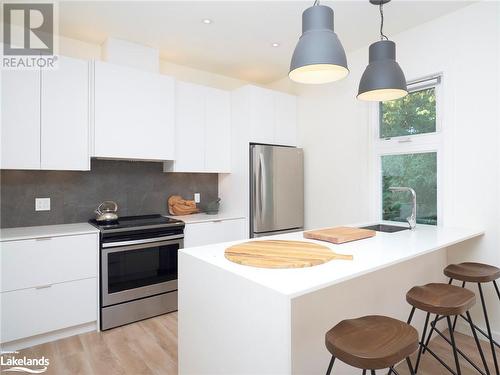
[296, 1, 500, 331]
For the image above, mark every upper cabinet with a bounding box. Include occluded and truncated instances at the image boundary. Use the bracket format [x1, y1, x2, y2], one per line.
[232, 85, 297, 147]
[1, 56, 90, 170]
[165, 81, 231, 173]
[41, 56, 90, 170]
[205, 88, 231, 172]
[274, 92, 297, 147]
[1, 70, 40, 170]
[93, 61, 175, 161]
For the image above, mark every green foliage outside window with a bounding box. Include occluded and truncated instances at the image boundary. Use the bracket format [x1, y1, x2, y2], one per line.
[382, 153, 437, 225]
[380, 88, 436, 138]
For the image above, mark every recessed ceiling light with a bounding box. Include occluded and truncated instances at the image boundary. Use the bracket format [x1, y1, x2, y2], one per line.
[202, 19, 213, 24]
[272, 42, 280, 48]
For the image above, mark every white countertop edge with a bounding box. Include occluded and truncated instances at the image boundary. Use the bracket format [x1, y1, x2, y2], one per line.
[285, 229, 484, 299]
[180, 224, 485, 299]
[166, 213, 246, 224]
[0, 223, 100, 242]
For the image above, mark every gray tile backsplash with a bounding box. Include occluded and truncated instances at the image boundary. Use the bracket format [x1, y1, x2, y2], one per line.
[0, 159, 218, 228]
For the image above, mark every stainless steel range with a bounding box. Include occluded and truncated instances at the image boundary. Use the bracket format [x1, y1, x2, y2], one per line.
[90, 214, 184, 330]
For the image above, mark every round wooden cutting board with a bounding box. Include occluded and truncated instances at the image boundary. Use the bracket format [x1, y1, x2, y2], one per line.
[224, 240, 353, 269]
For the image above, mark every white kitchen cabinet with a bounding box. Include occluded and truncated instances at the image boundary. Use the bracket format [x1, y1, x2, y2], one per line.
[1, 278, 97, 343]
[166, 81, 231, 173]
[205, 88, 231, 172]
[274, 92, 297, 146]
[248, 87, 275, 144]
[173, 81, 205, 171]
[0, 230, 99, 345]
[1, 69, 41, 170]
[41, 56, 90, 170]
[93, 61, 175, 161]
[183, 218, 246, 248]
[1, 56, 90, 171]
[230, 85, 297, 146]
[1, 234, 97, 293]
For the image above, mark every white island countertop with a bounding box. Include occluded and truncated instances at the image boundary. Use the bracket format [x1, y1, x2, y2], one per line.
[181, 223, 483, 298]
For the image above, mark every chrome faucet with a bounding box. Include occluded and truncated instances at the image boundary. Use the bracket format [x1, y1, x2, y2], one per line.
[389, 187, 417, 230]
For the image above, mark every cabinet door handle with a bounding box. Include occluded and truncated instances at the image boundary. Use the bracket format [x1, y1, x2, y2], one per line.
[212, 220, 222, 223]
[35, 284, 53, 290]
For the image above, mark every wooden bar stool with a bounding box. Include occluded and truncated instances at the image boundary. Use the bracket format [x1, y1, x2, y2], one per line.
[325, 315, 418, 375]
[406, 283, 490, 375]
[442, 262, 500, 375]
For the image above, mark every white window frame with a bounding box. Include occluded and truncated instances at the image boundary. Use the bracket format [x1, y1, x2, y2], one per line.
[368, 75, 444, 226]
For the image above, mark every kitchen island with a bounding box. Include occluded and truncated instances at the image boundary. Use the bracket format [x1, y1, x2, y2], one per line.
[178, 224, 483, 375]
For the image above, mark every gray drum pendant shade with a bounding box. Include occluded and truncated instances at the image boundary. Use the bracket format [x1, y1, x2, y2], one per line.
[357, 0, 408, 101]
[357, 40, 407, 101]
[289, 4, 349, 84]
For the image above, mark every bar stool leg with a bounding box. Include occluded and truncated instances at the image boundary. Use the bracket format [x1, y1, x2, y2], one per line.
[407, 307, 416, 324]
[447, 316, 462, 375]
[494, 280, 500, 301]
[478, 283, 499, 375]
[414, 312, 430, 373]
[371, 371, 376, 375]
[423, 314, 440, 354]
[452, 281, 466, 331]
[406, 358, 416, 375]
[362, 370, 366, 375]
[326, 356, 335, 375]
[465, 311, 490, 375]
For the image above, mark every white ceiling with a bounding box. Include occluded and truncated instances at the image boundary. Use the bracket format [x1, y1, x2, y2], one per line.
[58, 1, 473, 84]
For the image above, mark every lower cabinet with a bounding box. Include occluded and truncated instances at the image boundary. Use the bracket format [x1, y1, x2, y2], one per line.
[1, 278, 97, 343]
[0, 231, 99, 345]
[183, 218, 246, 248]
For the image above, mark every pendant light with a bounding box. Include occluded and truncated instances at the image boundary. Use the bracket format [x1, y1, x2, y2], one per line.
[357, 0, 408, 101]
[289, 0, 348, 84]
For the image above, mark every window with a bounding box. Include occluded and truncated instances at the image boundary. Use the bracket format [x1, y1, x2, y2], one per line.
[371, 76, 442, 226]
[382, 152, 437, 225]
[380, 88, 436, 138]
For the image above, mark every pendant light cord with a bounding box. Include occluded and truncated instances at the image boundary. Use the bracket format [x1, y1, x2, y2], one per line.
[313, 0, 319, 5]
[379, 2, 389, 40]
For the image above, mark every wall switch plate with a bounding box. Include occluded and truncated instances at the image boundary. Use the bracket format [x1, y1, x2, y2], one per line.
[35, 198, 51, 211]
[194, 193, 201, 203]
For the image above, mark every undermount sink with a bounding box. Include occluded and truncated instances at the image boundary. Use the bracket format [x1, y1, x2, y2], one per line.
[360, 224, 409, 233]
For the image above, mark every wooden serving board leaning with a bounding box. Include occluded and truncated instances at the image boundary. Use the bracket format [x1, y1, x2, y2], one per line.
[224, 240, 353, 269]
[304, 226, 376, 244]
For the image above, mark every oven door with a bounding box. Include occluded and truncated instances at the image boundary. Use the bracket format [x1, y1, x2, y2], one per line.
[101, 237, 183, 307]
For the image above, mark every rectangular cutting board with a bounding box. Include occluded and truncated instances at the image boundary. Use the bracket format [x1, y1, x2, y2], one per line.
[304, 226, 376, 244]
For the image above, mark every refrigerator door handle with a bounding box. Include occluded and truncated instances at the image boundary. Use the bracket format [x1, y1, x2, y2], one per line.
[259, 153, 266, 219]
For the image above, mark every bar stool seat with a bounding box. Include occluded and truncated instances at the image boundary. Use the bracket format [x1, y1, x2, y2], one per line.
[325, 315, 418, 371]
[444, 262, 500, 283]
[406, 283, 491, 375]
[406, 283, 475, 316]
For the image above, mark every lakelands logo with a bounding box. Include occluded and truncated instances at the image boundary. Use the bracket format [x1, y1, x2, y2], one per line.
[0, 352, 50, 373]
[2, 2, 58, 69]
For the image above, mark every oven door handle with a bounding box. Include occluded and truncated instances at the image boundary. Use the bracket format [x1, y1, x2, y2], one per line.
[102, 235, 184, 251]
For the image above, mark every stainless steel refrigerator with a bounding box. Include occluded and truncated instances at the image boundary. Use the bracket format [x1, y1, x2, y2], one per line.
[250, 144, 304, 238]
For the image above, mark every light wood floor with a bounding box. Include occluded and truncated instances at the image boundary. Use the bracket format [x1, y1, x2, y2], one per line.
[2, 312, 499, 374]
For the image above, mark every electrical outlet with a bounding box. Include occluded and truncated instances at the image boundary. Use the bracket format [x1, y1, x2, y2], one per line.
[194, 193, 201, 203]
[35, 198, 51, 211]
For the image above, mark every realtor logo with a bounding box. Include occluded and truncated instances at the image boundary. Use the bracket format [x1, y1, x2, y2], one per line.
[2, 2, 58, 69]
[3, 3, 54, 55]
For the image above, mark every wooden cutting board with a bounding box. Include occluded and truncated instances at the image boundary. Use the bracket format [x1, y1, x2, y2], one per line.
[225, 240, 353, 269]
[304, 226, 376, 244]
